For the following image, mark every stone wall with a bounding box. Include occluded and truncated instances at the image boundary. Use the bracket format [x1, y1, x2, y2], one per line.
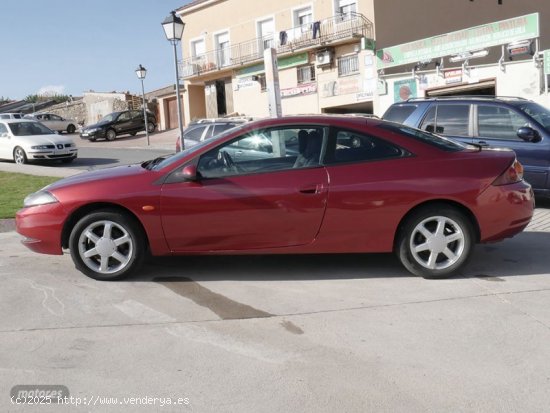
[40, 100, 87, 126]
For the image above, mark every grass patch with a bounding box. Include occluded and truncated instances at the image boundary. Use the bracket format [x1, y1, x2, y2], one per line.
[0, 172, 59, 219]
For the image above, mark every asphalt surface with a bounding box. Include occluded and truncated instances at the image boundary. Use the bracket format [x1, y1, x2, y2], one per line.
[1, 130, 550, 412]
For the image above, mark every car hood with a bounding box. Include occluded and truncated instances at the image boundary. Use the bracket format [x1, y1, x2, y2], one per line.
[18, 134, 74, 145]
[46, 164, 149, 191]
[82, 121, 109, 130]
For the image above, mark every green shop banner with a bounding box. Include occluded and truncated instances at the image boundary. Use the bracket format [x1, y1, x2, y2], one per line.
[377, 13, 539, 69]
[236, 53, 309, 78]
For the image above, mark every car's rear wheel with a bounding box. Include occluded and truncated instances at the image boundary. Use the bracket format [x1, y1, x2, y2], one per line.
[13, 146, 28, 164]
[397, 205, 474, 279]
[67, 124, 76, 134]
[106, 129, 116, 141]
[147, 123, 155, 133]
[130, 131, 137, 136]
[69, 210, 145, 280]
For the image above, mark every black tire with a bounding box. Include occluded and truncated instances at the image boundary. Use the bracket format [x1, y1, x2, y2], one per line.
[147, 123, 155, 133]
[13, 146, 28, 164]
[67, 124, 76, 134]
[89, 137, 97, 142]
[396, 205, 474, 279]
[68, 210, 146, 281]
[61, 157, 76, 164]
[106, 129, 116, 141]
[130, 131, 137, 136]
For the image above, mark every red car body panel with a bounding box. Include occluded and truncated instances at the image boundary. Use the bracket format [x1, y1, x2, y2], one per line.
[16, 116, 534, 260]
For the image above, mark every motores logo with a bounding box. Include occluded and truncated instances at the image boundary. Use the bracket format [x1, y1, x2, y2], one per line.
[11, 385, 70, 404]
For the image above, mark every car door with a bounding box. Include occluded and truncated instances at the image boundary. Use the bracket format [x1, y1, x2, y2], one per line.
[419, 103, 473, 145]
[160, 125, 329, 252]
[0, 123, 12, 159]
[129, 111, 144, 132]
[48, 114, 64, 131]
[113, 112, 133, 134]
[474, 103, 547, 190]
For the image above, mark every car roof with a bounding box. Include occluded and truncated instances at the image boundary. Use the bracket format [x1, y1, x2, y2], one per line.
[403, 96, 530, 104]
[0, 119, 38, 124]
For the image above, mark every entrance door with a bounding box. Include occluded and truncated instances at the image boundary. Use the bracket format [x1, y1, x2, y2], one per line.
[166, 98, 179, 129]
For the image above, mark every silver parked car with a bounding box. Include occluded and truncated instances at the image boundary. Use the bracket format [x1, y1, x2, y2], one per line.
[25, 113, 78, 134]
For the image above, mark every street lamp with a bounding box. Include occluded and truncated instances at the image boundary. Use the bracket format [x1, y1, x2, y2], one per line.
[135, 64, 150, 146]
[162, 10, 185, 151]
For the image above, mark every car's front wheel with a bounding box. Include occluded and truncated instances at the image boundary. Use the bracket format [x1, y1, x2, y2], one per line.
[67, 124, 76, 134]
[13, 146, 28, 164]
[105, 129, 116, 141]
[397, 205, 474, 279]
[147, 123, 155, 133]
[69, 210, 146, 280]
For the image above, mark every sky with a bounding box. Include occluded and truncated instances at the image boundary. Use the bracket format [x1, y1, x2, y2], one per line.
[0, 0, 194, 101]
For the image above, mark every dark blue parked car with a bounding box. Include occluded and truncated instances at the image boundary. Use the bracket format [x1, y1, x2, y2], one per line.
[383, 96, 550, 197]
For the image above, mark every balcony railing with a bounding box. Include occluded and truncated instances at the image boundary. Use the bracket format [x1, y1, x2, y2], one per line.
[180, 12, 373, 78]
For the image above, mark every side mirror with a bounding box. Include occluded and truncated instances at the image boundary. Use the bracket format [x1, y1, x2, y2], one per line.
[181, 164, 198, 181]
[0, 132, 8, 138]
[517, 127, 541, 143]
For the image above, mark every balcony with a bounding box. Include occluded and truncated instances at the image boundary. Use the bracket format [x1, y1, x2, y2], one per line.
[180, 12, 373, 79]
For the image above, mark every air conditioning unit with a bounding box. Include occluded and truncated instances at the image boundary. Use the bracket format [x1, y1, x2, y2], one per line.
[316, 50, 332, 67]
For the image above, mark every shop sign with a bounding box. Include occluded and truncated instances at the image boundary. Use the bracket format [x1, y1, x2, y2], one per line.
[544, 50, 550, 75]
[281, 83, 317, 98]
[393, 79, 417, 102]
[377, 13, 539, 69]
[236, 53, 308, 78]
[444, 69, 463, 84]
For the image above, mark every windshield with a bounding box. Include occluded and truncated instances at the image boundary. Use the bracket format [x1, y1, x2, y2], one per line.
[379, 122, 466, 152]
[514, 102, 550, 129]
[152, 123, 249, 170]
[8, 122, 55, 136]
[99, 113, 118, 123]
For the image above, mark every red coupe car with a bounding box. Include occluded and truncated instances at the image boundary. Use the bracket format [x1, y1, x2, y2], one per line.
[16, 115, 534, 280]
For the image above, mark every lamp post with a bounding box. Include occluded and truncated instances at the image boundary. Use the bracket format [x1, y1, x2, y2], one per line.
[162, 10, 185, 151]
[135, 64, 150, 146]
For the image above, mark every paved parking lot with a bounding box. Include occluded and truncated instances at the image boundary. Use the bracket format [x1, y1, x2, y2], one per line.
[1, 203, 550, 412]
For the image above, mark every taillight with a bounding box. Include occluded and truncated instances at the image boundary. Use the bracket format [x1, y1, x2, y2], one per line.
[175, 137, 181, 152]
[492, 159, 524, 186]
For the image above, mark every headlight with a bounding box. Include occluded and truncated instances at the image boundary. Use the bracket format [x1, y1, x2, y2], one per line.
[31, 145, 55, 149]
[23, 191, 59, 207]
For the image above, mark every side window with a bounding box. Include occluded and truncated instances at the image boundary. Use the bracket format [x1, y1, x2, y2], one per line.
[197, 126, 326, 178]
[326, 129, 404, 164]
[420, 106, 443, 133]
[434, 104, 470, 136]
[477, 105, 528, 141]
[183, 125, 207, 141]
[383, 104, 418, 124]
[0, 123, 8, 134]
[50, 114, 62, 121]
[118, 112, 131, 121]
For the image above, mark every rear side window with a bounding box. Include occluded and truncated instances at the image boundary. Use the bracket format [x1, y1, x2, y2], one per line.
[213, 123, 238, 136]
[431, 104, 470, 136]
[325, 129, 406, 164]
[379, 123, 466, 152]
[383, 104, 418, 123]
[183, 125, 207, 141]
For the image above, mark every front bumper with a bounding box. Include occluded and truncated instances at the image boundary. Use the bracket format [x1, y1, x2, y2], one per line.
[80, 129, 105, 139]
[28, 148, 78, 161]
[16, 202, 67, 255]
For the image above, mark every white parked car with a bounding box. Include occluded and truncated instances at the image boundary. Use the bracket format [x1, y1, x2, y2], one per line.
[25, 113, 78, 134]
[0, 113, 25, 119]
[0, 119, 78, 164]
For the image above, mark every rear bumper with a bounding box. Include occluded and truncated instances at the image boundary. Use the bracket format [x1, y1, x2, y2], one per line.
[16, 203, 66, 255]
[476, 181, 535, 243]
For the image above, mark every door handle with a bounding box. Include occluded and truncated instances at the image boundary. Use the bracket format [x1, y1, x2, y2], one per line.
[299, 184, 324, 194]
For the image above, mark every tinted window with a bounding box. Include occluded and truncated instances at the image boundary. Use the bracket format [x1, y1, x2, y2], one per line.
[8, 122, 54, 136]
[326, 129, 405, 164]
[213, 123, 239, 136]
[384, 104, 418, 123]
[513, 101, 550, 129]
[420, 106, 443, 134]
[118, 112, 131, 121]
[183, 125, 207, 141]
[477, 105, 527, 141]
[434, 104, 470, 136]
[379, 123, 466, 152]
